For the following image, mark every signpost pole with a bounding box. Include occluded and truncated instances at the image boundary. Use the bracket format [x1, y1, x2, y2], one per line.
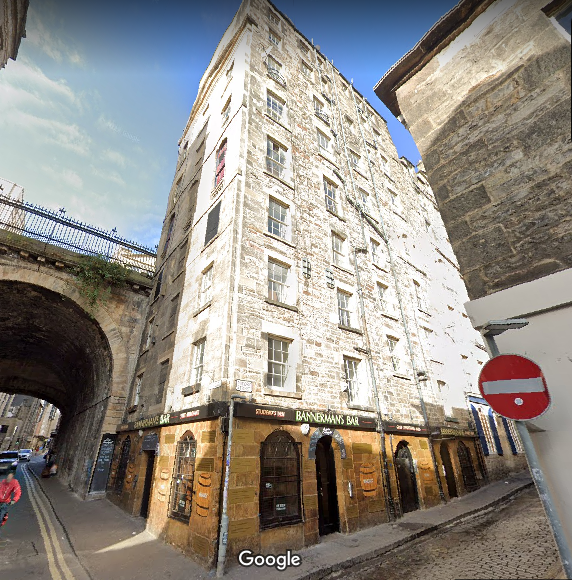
[482, 332, 572, 578]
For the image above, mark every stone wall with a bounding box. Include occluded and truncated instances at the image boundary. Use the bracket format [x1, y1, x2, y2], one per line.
[392, 0, 572, 300]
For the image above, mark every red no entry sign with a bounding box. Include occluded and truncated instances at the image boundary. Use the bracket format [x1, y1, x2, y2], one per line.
[478, 354, 550, 420]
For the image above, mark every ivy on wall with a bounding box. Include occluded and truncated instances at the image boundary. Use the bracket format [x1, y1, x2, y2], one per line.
[73, 255, 128, 314]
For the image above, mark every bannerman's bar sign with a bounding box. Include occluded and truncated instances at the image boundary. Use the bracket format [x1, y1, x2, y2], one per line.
[234, 403, 377, 430]
[117, 402, 227, 432]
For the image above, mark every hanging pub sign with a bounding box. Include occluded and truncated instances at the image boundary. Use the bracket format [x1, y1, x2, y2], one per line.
[117, 402, 227, 432]
[234, 402, 377, 430]
[431, 426, 477, 438]
[382, 421, 431, 436]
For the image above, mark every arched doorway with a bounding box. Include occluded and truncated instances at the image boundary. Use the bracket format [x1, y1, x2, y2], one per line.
[395, 441, 419, 514]
[315, 436, 339, 535]
[440, 442, 458, 498]
[457, 441, 479, 492]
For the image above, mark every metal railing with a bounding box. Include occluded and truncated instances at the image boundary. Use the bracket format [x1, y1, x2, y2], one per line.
[0, 193, 157, 276]
[314, 109, 330, 125]
[267, 68, 286, 87]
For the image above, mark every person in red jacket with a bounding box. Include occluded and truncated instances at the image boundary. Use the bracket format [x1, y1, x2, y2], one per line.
[0, 472, 21, 529]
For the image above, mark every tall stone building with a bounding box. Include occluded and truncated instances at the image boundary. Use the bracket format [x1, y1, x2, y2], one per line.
[374, 0, 571, 548]
[107, 0, 526, 568]
[0, 394, 42, 450]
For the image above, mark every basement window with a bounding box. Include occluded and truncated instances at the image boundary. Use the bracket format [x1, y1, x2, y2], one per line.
[259, 431, 302, 530]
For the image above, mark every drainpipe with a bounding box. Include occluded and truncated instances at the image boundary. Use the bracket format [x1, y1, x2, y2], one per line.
[216, 394, 246, 578]
[327, 59, 395, 521]
[347, 82, 446, 506]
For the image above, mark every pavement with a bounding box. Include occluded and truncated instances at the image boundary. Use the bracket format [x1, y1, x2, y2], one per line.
[11, 462, 566, 580]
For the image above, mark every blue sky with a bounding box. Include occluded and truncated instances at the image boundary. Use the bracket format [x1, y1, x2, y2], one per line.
[0, 0, 459, 249]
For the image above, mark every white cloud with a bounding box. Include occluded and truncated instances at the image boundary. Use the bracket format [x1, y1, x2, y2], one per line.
[41, 165, 84, 190]
[101, 149, 128, 168]
[26, 7, 85, 67]
[90, 165, 126, 187]
[2, 110, 91, 156]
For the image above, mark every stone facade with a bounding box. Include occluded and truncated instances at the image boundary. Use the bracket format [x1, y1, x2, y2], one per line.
[0, 0, 29, 70]
[109, 0, 528, 569]
[374, 0, 572, 301]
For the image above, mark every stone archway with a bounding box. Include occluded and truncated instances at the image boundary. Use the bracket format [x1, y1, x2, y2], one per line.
[0, 263, 142, 496]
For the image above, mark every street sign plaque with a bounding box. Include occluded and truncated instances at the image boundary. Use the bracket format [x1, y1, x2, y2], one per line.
[478, 354, 550, 420]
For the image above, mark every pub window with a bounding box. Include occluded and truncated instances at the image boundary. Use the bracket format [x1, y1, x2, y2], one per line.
[113, 436, 131, 494]
[260, 430, 302, 529]
[168, 433, 197, 523]
[205, 201, 221, 246]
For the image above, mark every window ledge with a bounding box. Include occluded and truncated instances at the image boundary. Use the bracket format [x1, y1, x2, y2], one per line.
[331, 263, 354, 276]
[347, 404, 375, 412]
[372, 262, 387, 272]
[162, 330, 175, 341]
[264, 112, 292, 133]
[193, 300, 212, 317]
[445, 416, 460, 423]
[202, 230, 223, 252]
[392, 373, 411, 380]
[265, 298, 299, 312]
[263, 171, 295, 190]
[381, 312, 400, 322]
[182, 384, 201, 397]
[140, 348, 150, 357]
[326, 208, 346, 222]
[392, 209, 408, 222]
[263, 388, 302, 399]
[318, 151, 339, 169]
[263, 231, 296, 248]
[338, 324, 362, 335]
[352, 167, 369, 180]
[418, 308, 431, 316]
[172, 269, 184, 282]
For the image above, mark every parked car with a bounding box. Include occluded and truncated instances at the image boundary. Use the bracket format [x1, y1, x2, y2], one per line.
[18, 449, 32, 461]
[0, 451, 19, 474]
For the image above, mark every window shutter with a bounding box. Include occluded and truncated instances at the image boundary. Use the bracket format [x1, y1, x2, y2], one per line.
[470, 404, 489, 456]
[204, 202, 221, 245]
[488, 408, 503, 455]
[501, 417, 518, 455]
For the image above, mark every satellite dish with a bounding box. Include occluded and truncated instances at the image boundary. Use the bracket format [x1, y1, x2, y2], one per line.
[315, 45, 321, 51]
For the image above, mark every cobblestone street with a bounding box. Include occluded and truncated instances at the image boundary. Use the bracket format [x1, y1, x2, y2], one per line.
[325, 488, 562, 580]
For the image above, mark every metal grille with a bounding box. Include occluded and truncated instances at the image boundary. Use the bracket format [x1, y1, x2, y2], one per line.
[113, 436, 131, 494]
[0, 193, 156, 276]
[260, 431, 302, 529]
[169, 435, 197, 523]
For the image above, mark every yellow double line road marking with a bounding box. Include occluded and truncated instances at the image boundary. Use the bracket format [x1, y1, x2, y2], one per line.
[22, 466, 76, 580]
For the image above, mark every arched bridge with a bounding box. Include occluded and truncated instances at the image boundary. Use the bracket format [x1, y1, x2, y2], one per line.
[0, 194, 155, 496]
